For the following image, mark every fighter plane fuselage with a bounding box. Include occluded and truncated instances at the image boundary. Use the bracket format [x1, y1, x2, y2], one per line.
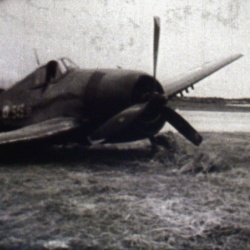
[0, 60, 165, 143]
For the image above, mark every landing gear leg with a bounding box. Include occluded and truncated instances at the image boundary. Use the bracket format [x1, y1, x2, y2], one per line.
[149, 133, 177, 153]
[149, 136, 159, 153]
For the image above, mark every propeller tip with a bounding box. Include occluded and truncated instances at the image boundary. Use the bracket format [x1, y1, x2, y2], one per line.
[154, 16, 160, 24]
[194, 134, 203, 146]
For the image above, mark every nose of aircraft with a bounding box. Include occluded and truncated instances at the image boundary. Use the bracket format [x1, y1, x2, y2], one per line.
[89, 16, 202, 146]
[89, 90, 202, 146]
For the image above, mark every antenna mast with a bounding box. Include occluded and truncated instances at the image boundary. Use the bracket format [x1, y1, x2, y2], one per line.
[33, 49, 40, 66]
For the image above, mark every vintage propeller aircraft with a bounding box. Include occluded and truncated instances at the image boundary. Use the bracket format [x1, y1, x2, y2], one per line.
[0, 17, 242, 149]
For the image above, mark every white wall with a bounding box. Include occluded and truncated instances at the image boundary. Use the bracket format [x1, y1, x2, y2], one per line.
[0, 0, 249, 98]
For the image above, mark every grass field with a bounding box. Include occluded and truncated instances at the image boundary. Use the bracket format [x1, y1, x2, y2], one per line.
[0, 132, 250, 249]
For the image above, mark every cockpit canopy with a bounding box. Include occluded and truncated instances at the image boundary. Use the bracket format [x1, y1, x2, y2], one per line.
[55, 57, 79, 74]
[34, 57, 79, 87]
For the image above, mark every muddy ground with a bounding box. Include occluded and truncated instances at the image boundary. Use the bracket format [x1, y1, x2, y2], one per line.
[0, 132, 250, 250]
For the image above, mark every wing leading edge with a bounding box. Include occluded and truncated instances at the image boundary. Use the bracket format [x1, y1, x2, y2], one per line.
[0, 117, 80, 145]
[163, 54, 243, 98]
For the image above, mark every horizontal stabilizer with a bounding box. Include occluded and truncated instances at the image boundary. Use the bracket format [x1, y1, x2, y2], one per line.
[164, 54, 243, 98]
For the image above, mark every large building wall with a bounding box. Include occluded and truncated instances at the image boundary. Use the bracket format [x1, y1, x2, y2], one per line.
[0, 0, 248, 97]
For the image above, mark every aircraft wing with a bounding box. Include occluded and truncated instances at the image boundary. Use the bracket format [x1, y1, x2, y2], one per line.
[0, 117, 80, 145]
[163, 54, 243, 98]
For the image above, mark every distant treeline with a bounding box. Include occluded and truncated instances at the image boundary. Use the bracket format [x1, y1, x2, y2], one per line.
[171, 96, 250, 104]
[168, 96, 250, 112]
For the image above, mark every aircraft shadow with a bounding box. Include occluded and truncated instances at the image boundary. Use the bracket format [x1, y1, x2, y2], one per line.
[0, 143, 156, 167]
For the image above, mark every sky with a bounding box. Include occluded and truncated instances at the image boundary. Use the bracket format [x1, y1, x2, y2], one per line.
[0, 0, 249, 98]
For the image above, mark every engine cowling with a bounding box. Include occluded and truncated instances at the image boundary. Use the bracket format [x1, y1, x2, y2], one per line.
[82, 69, 163, 119]
[82, 69, 165, 142]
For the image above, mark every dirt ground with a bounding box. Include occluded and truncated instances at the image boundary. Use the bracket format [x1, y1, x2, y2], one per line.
[0, 132, 250, 250]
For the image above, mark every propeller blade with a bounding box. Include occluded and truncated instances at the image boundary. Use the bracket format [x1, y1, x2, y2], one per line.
[162, 106, 202, 146]
[90, 103, 148, 141]
[153, 16, 160, 79]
